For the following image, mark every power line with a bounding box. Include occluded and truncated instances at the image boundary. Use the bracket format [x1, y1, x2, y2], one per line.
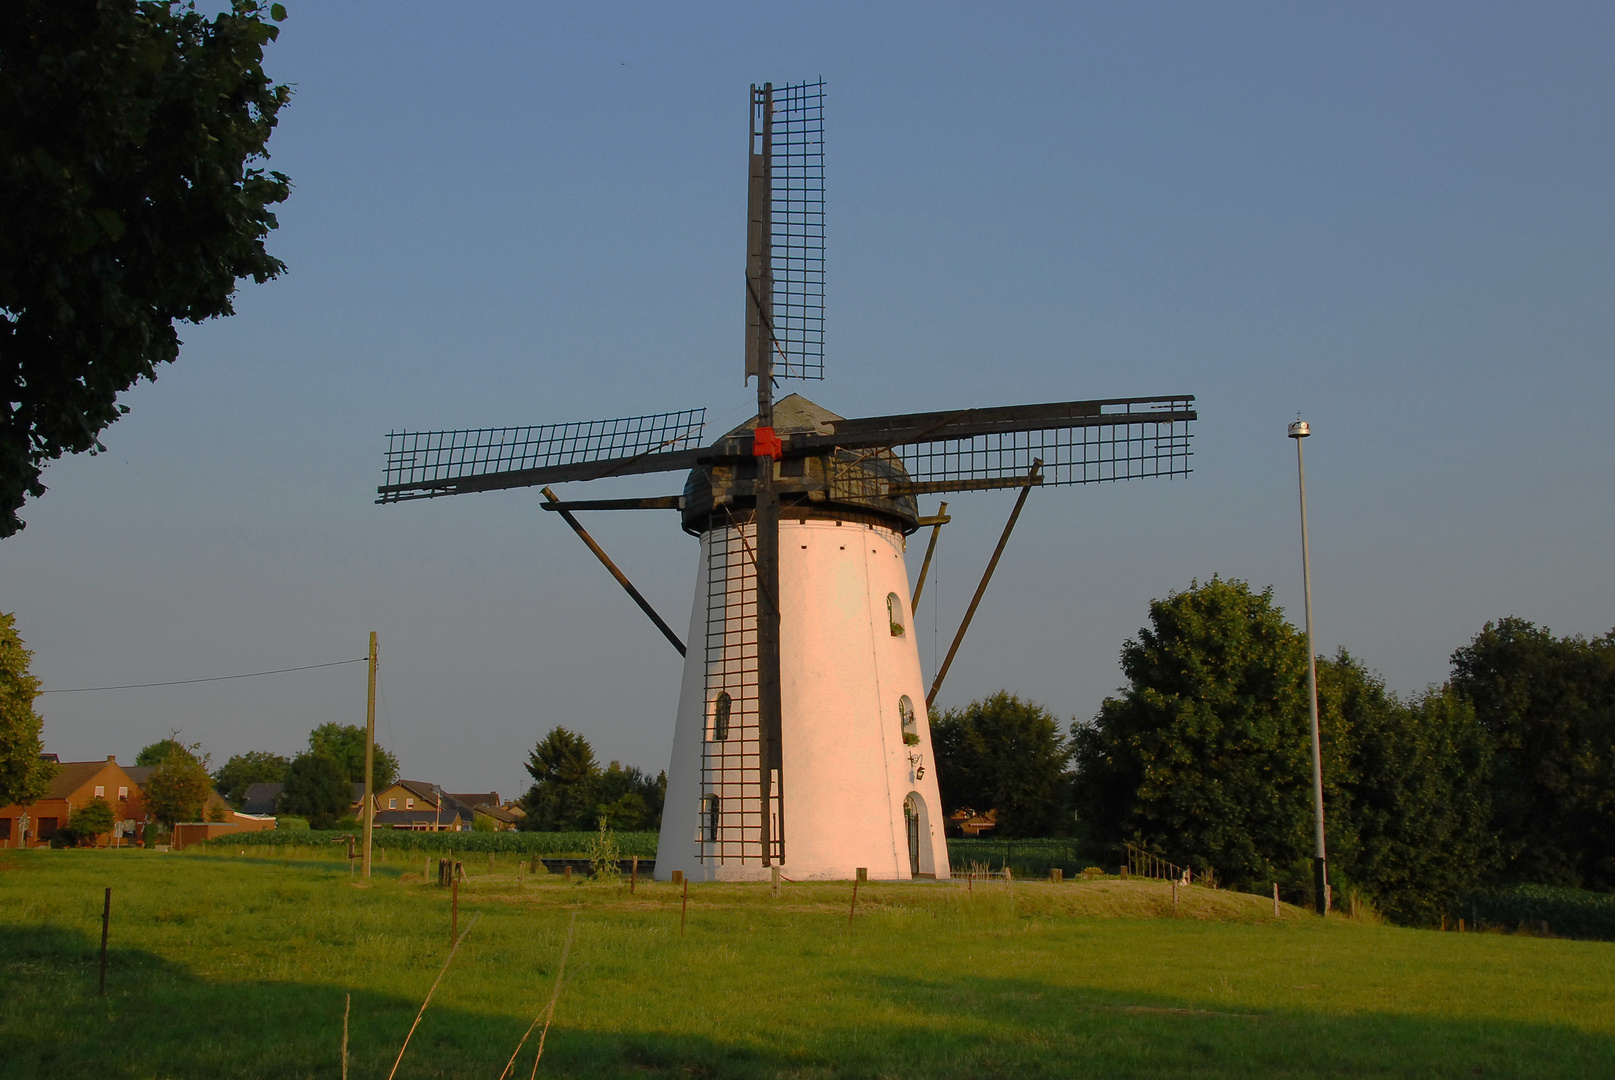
[38, 657, 370, 694]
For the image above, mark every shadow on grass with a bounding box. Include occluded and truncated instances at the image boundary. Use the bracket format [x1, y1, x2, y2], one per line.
[4, 925, 1614, 1080]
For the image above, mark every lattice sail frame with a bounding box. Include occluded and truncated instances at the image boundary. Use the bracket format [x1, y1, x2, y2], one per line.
[759, 80, 825, 381]
[379, 409, 706, 503]
[894, 397, 1194, 493]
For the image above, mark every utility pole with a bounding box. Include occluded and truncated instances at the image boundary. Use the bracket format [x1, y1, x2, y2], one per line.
[1289, 420, 1328, 914]
[362, 631, 377, 879]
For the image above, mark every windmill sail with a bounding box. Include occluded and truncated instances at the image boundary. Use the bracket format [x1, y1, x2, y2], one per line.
[377, 409, 707, 502]
[746, 80, 824, 384]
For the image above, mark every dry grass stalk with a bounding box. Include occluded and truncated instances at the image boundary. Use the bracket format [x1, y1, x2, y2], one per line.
[497, 912, 579, 1080]
[341, 992, 350, 1080]
[385, 913, 481, 1080]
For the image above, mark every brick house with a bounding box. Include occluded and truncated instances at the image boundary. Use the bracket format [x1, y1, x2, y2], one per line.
[0, 755, 147, 848]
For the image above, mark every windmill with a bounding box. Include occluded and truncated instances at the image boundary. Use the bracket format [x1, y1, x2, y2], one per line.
[378, 81, 1196, 882]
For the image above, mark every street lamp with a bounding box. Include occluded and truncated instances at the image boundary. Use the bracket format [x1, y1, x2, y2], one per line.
[1289, 418, 1329, 915]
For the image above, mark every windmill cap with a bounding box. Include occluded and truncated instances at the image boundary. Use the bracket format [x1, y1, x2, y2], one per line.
[682, 394, 920, 535]
[1288, 420, 1311, 438]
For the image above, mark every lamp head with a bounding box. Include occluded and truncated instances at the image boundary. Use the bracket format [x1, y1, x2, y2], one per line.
[1288, 420, 1311, 439]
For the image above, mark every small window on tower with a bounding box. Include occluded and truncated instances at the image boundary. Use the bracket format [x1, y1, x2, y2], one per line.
[702, 794, 721, 842]
[712, 692, 732, 741]
[888, 593, 905, 636]
[900, 695, 919, 745]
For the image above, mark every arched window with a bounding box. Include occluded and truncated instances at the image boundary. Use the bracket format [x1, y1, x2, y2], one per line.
[900, 695, 919, 745]
[711, 691, 732, 741]
[702, 794, 721, 842]
[887, 593, 906, 636]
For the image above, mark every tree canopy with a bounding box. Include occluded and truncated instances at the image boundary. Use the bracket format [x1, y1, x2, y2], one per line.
[0, 611, 55, 807]
[69, 794, 116, 837]
[0, 0, 291, 535]
[307, 722, 398, 790]
[278, 751, 349, 829]
[931, 692, 1073, 837]
[1450, 618, 1615, 891]
[212, 749, 288, 806]
[517, 727, 664, 832]
[1073, 577, 1316, 889]
[135, 738, 188, 767]
[142, 740, 213, 826]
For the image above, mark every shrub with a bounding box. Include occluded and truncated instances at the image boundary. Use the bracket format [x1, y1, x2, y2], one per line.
[589, 817, 622, 883]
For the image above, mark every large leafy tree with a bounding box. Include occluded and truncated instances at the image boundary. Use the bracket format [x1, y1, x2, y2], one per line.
[1316, 652, 1498, 924]
[593, 761, 666, 832]
[0, 0, 291, 535]
[135, 737, 187, 767]
[307, 722, 398, 790]
[212, 749, 288, 806]
[932, 692, 1073, 837]
[278, 751, 349, 828]
[0, 612, 56, 806]
[1450, 618, 1615, 890]
[142, 740, 213, 826]
[1072, 577, 1316, 889]
[519, 727, 602, 832]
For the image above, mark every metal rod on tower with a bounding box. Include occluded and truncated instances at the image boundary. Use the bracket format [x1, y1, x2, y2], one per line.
[749, 82, 784, 867]
[910, 502, 950, 611]
[362, 631, 377, 879]
[1289, 419, 1328, 915]
[926, 462, 1042, 711]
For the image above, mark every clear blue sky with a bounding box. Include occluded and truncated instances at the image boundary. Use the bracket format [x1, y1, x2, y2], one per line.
[4, 2, 1611, 800]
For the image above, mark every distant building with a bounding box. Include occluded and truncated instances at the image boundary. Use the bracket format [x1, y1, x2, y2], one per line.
[0, 755, 147, 848]
[372, 780, 475, 831]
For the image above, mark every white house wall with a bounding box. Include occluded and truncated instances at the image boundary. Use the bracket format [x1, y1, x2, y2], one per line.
[655, 517, 951, 882]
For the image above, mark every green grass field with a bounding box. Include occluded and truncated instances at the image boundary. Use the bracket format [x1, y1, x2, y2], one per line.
[2, 848, 1612, 1079]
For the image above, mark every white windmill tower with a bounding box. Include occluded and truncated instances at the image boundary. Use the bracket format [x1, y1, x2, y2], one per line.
[377, 81, 1197, 882]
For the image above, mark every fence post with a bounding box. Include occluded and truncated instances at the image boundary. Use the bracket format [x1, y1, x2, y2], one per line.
[98, 887, 111, 997]
[1273, 883, 1280, 917]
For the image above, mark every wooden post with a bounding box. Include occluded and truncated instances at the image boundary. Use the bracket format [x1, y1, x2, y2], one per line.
[849, 877, 859, 926]
[1273, 883, 1280, 917]
[680, 878, 689, 938]
[771, 864, 779, 898]
[671, 869, 684, 885]
[98, 887, 111, 996]
[363, 632, 377, 879]
[451, 874, 458, 947]
[631, 856, 639, 893]
[1049, 868, 1063, 883]
[1172, 878, 1178, 912]
[563, 865, 572, 883]
[856, 867, 868, 882]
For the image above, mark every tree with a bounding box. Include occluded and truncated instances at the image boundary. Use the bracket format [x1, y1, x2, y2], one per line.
[69, 795, 116, 840]
[932, 692, 1073, 837]
[212, 750, 289, 806]
[0, 1, 291, 535]
[593, 762, 666, 832]
[143, 740, 213, 826]
[135, 738, 187, 767]
[1072, 577, 1316, 889]
[0, 612, 56, 807]
[1316, 652, 1498, 924]
[518, 727, 601, 831]
[1450, 618, 1615, 891]
[307, 722, 398, 790]
[278, 751, 349, 829]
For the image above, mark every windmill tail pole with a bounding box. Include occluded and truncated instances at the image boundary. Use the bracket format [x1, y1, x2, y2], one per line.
[541, 487, 686, 656]
[926, 462, 1041, 711]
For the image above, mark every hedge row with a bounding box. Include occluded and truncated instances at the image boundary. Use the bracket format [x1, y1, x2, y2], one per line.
[1461, 884, 1615, 941]
[205, 829, 659, 857]
[946, 838, 1108, 878]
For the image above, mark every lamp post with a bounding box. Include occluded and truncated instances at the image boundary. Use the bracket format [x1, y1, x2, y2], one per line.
[1289, 419, 1329, 915]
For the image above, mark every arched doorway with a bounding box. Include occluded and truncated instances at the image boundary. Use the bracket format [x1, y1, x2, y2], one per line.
[904, 794, 921, 876]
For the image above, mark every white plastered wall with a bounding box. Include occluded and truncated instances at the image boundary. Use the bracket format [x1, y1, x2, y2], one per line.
[655, 517, 951, 882]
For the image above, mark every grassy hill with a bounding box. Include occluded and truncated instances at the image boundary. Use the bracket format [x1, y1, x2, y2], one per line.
[2, 848, 1612, 1078]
